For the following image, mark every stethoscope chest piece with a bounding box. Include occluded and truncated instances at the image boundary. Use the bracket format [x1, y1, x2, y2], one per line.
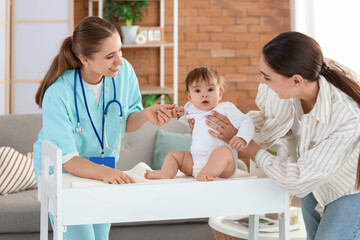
[76, 123, 83, 134]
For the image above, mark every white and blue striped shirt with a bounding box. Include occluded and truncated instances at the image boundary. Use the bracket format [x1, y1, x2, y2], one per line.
[248, 76, 360, 215]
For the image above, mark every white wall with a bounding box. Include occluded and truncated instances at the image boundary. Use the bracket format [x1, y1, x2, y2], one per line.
[0, 0, 7, 115]
[0, 24, 5, 115]
[291, 0, 360, 74]
[0, 84, 4, 115]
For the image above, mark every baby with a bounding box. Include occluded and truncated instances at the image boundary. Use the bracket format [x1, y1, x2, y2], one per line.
[145, 66, 254, 181]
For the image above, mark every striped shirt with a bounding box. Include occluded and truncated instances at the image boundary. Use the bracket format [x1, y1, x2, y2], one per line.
[247, 76, 360, 215]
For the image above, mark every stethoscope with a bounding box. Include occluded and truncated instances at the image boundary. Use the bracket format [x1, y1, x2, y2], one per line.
[74, 68, 123, 157]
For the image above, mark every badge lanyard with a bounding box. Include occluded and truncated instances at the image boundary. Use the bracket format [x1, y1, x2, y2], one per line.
[74, 68, 123, 168]
[78, 68, 106, 158]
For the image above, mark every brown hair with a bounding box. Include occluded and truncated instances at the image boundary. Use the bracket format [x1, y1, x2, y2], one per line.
[35, 16, 117, 108]
[185, 66, 225, 93]
[262, 31, 360, 190]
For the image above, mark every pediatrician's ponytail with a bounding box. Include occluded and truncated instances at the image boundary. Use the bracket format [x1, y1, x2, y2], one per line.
[35, 36, 81, 107]
[35, 16, 117, 108]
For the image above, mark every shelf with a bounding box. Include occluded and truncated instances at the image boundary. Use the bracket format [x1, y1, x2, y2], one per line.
[140, 86, 173, 95]
[90, 0, 179, 104]
[122, 42, 174, 48]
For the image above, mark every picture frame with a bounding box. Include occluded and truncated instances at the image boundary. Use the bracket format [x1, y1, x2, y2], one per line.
[137, 27, 164, 44]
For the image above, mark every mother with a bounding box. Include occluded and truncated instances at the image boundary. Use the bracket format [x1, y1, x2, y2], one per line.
[207, 31, 360, 240]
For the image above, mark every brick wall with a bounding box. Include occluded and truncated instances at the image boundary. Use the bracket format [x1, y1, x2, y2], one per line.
[74, 0, 290, 166]
[178, 0, 290, 113]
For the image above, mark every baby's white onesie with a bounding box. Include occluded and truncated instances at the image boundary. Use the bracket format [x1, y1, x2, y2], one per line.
[184, 102, 254, 178]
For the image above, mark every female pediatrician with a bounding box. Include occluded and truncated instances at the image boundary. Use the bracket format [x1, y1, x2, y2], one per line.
[206, 32, 360, 240]
[33, 16, 176, 240]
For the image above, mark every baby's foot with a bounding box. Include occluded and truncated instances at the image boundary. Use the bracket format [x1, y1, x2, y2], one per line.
[196, 171, 215, 181]
[144, 169, 173, 179]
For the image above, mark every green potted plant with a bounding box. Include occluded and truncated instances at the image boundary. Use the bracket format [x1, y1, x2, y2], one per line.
[142, 94, 172, 108]
[104, 0, 149, 44]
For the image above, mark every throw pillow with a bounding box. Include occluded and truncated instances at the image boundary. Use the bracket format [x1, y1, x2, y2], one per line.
[0, 146, 37, 195]
[152, 130, 192, 170]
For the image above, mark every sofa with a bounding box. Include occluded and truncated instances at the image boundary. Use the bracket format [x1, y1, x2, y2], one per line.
[0, 114, 248, 240]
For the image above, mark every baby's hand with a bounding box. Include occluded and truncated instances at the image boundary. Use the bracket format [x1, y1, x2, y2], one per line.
[229, 137, 246, 151]
[173, 106, 184, 118]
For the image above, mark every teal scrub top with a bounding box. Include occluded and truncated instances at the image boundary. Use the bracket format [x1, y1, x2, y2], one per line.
[33, 58, 143, 180]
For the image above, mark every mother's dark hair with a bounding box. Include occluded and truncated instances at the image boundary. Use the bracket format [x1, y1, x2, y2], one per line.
[35, 16, 117, 108]
[263, 31, 360, 190]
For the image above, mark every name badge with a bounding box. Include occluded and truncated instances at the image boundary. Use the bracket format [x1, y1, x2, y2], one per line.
[89, 156, 115, 169]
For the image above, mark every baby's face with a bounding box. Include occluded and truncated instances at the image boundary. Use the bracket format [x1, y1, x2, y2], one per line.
[187, 78, 223, 111]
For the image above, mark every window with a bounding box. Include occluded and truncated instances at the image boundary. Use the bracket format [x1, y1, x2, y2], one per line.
[1, 0, 73, 115]
[291, 0, 360, 74]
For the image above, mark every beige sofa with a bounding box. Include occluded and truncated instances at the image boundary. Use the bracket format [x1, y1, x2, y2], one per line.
[1, 114, 250, 240]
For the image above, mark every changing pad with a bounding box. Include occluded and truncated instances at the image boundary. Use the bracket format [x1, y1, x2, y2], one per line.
[62, 162, 256, 188]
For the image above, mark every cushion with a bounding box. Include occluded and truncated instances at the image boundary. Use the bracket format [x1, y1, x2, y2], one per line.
[152, 130, 192, 170]
[0, 146, 37, 195]
[0, 189, 48, 233]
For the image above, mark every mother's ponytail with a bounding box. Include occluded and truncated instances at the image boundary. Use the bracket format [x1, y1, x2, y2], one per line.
[263, 31, 360, 190]
[35, 36, 81, 107]
[35, 16, 117, 108]
[323, 63, 360, 191]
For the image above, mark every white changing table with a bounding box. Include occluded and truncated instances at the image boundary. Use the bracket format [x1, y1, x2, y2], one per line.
[38, 140, 290, 240]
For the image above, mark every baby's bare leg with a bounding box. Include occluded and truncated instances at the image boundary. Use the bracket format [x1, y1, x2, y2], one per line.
[197, 146, 235, 181]
[145, 150, 193, 179]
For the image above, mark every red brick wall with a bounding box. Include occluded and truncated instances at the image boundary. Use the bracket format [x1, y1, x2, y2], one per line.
[74, 0, 91, 24]
[177, 0, 290, 113]
[74, 0, 290, 166]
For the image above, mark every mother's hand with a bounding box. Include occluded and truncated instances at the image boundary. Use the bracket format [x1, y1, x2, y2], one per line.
[206, 111, 237, 144]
